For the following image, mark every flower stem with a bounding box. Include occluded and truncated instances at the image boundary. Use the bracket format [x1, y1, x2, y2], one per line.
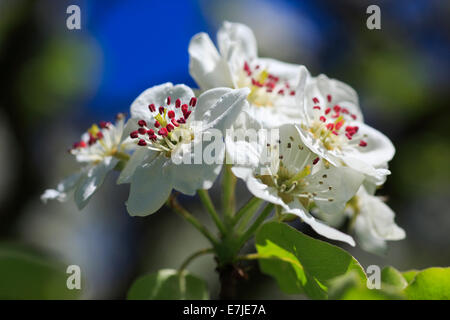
[198, 189, 227, 235]
[168, 194, 219, 247]
[179, 248, 214, 272]
[233, 197, 263, 232]
[237, 203, 274, 248]
[222, 164, 236, 226]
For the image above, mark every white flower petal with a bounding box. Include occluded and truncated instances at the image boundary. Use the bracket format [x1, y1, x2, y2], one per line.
[244, 174, 285, 207]
[304, 167, 364, 214]
[169, 137, 224, 195]
[361, 193, 406, 241]
[343, 122, 395, 167]
[194, 87, 250, 133]
[217, 21, 257, 60]
[130, 83, 194, 121]
[188, 32, 234, 89]
[74, 157, 118, 210]
[126, 155, 173, 216]
[41, 172, 83, 203]
[117, 147, 157, 184]
[284, 198, 355, 246]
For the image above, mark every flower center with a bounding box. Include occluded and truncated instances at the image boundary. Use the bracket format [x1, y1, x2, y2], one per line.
[130, 96, 197, 156]
[70, 113, 126, 163]
[303, 95, 368, 151]
[256, 138, 332, 206]
[237, 61, 295, 107]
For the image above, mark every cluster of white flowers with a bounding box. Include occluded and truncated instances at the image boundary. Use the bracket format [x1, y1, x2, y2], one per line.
[42, 22, 404, 252]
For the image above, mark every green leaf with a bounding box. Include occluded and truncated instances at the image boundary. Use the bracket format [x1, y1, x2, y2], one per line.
[0, 246, 80, 299]
[255, 222, 366, 299]
[403, 267, 450, 300]
[127, 269, 209, 300]
[381, 266, 408, 290]
[328, 271, 404, 300]
[402, 270, 419, 284]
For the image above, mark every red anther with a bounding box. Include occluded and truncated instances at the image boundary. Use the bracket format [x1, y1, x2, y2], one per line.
[313, 106, 321, 110]
[96, 132, 104, 139]
[320, 116, 326, 122]
[175, 99, 181, 108]
[345, 133, 353, 140]
[147, 129, 155, 136]
[177, 117, 186, 124]
[243, 61, 251, 72]
[99, 121, 110, 129]
[88, 133, 96, 145]
[351, 114, 357, 120]
[313, 157, 320, 165]
[148, 103, 156, 112]
[285, 82, 290, 88]
[333, 105, 341, 112]
[255, 65, 260, 69]
[324, 107, 331, 115]
[171, 118, 179, 127]
[130, 130, 139, 139]
[158, 127, 168, 137]
[332, 131, 338, 136]
[326, 123, 334, 130]
[154, 121, 161, 128]
[159, 106, 165, 114]
[359, 140, 367, 147]
[149, 135, 157, 141]
[181, 104, 188, 113]
[252, 79, 262, 87]
[331, 113, 340, 118]
[79, 141, 87, 148]
[138, 139, 147, 146]
[166, 96, 171, 105]
[265, 82, 275, 89]
[166, 124, 174, 132]
[290, 90, 296, 96]
[138, 127, 147, 135]
[266, 88, 273, 93]
[335, 120, 344, 130]
[183, 110, 192, 119]
[353, 126, 359, 133]
[168, 110, 175, 119]
[342, 108, 349, 114]
[277, 89, 284, 95]
[138, 119, 147, 127]
[327, 94, 332, 102]
[189, 97, 197, 107]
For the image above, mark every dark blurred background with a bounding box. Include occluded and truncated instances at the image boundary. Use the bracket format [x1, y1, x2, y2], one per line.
[0, 0, 449, 299]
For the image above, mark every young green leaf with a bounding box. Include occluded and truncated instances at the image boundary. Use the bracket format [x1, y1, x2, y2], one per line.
[255, 222, 366, 299]
[403, 267, 450, 300]
[127, 269, 209, 300]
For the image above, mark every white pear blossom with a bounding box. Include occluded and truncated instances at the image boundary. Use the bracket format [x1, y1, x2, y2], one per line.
[119, 83, 249, 217]
[297, 74, 395, 185]
[41, 114, 135, 209]
[316, 185, 405, 254]
[189, 21, 309, 128]
[227, 123, 364, 245]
